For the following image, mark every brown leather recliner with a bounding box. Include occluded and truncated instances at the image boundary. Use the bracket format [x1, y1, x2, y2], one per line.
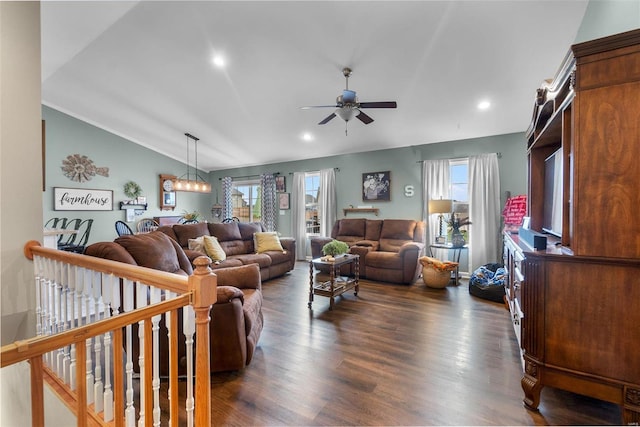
[310, 218, 425, 284]
[84, 231, 263, 373]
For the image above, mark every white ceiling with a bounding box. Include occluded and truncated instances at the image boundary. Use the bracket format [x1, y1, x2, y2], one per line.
[41, 1, 588, 172]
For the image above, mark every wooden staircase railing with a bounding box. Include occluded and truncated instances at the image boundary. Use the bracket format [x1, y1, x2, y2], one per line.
[1, 241, 217, 426]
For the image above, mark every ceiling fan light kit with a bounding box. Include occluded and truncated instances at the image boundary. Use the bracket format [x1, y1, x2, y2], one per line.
[302, 67, 397, 135]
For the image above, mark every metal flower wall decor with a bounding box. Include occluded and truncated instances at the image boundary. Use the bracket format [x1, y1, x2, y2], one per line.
[61, 154, 109, 182]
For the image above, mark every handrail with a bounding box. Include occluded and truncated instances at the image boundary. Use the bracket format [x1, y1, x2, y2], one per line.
[1, 241, 217, 427]
[24, 240, 189, 294]
[1, 296, 190, 367]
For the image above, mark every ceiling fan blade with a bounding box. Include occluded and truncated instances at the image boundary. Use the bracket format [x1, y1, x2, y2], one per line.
[318, 113, 336, 125]
[358, 101, 397, 109]
[356, 110, 374, 124]
[301, 105, 338, 109]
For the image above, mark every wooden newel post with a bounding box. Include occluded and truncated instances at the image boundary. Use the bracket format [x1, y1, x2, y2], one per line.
[188, 256, 217, 426]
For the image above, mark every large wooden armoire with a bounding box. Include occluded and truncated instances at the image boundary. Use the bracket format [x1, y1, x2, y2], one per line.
[503, 29, 640, 424]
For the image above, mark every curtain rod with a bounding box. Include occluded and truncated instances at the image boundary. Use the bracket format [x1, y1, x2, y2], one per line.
[218, 172, 281, 180]
[288, 167, 340, 175]
[416, 152, 502, 163]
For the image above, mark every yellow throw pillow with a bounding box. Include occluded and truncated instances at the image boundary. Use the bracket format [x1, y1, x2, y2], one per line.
[188, 236, 205, 253]
[254, 231, 284, 253]
[203, 235, 227, 261]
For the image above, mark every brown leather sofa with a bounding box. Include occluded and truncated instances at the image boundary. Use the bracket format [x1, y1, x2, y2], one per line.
[157, 221, 295, 281]
[84, 231, 263, 373]
[310, 218, 425, 284]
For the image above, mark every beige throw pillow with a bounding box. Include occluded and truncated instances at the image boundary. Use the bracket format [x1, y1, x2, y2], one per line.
[188, 236, 205, 253]
[254, 231, 284, 253]
[203, 235, 227, 261]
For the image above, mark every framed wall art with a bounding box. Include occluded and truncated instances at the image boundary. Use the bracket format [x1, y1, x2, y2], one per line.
[54, 187, 113, 211]
[275, 175, 286, 192]
[362, 171, 391, 201]
[279, 193, 290, 210]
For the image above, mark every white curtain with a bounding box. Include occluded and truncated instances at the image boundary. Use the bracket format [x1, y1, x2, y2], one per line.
[469, 153, 501, 271]
[318, 168, 336, 236]
[422, 160, 451, 245]
[291, 172, 307, 261]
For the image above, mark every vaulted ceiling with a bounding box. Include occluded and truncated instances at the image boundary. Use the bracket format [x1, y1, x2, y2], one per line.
[41, 1, 588, 171]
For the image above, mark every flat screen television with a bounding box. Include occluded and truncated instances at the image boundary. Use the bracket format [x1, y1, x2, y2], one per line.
[542, 148, 563, 237]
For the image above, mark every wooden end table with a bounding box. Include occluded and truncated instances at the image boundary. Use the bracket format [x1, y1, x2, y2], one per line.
[308, 254, 359, 310]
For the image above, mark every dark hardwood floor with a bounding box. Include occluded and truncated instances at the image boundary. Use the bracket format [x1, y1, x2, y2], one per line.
[167, 261, 621, 425]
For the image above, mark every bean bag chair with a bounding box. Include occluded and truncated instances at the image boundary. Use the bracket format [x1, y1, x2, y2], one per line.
[469, 263, 506, 303]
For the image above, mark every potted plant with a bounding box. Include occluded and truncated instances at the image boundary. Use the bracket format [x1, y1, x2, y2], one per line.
[321, 240, 349, 261]
[181, 210, 201, 223]
[447, 214, 471, 248]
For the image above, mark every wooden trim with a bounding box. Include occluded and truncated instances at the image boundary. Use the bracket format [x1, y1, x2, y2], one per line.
[572, 28, 640, 59]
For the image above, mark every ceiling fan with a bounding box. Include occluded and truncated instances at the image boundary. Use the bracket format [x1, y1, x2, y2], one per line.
[301, 67, 397, 135]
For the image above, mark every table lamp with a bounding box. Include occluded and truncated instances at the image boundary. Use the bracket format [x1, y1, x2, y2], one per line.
[428, 198, 453, 243]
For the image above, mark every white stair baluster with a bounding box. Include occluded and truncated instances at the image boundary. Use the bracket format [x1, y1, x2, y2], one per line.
[137, 281, 149, 427]
[66, 264, 77, 388]
[34, 255, 43, 337]
[102, 273, 118, 422]
[123, 279, 136, 427]
[55, 260, 65, 377]
[93, 271, 104, 414]
[165, 291, 176, 426]
[184, 305, 195, 427]
[150, 286, 162, 427]
[84, 268, 94, 405]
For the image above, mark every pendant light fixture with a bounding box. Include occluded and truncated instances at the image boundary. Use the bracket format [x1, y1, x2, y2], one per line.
[174, 132, 211, 193]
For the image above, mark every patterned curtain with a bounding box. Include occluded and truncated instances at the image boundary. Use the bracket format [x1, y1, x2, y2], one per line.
[222, 176, 233, 220]
[260, 173, 277, 231]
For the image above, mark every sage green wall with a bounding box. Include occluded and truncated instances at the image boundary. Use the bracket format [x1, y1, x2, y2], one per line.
[209, 132, 528, 238]
[575, 0, 640, 43]
[42, 106, 213, 244]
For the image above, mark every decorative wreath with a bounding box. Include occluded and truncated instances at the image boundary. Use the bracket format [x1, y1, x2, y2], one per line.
[123, 181, 142, 199]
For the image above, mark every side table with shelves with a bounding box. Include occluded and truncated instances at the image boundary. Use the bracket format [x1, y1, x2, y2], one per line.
[309, 254, 359, 310]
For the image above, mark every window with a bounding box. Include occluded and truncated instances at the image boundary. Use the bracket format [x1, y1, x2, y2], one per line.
[450, 159, 469, 236]
[231, 180, 261, 222]
[305, 172, 320, 234]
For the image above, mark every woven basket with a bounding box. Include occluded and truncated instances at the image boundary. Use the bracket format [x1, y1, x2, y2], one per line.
[422, 265, 451, 288]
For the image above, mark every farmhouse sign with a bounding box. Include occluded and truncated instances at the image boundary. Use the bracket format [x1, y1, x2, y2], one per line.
[54, 187, 113, 211]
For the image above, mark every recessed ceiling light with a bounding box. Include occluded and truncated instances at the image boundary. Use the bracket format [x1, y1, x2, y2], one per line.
[212, 55, 226, 68]
[477, 100, 491, 110]
[302, 132, 313, 142]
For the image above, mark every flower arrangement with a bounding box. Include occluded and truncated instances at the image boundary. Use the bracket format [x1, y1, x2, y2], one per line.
[446, 214, 471, 232]
[181, 210, 201, 222]
[321, 240, 349, 257]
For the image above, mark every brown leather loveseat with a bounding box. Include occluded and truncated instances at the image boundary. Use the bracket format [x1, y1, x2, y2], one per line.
[157, 221, 295, 281]
[84, 231, 263, 373]
[310, 218, 425, 284]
